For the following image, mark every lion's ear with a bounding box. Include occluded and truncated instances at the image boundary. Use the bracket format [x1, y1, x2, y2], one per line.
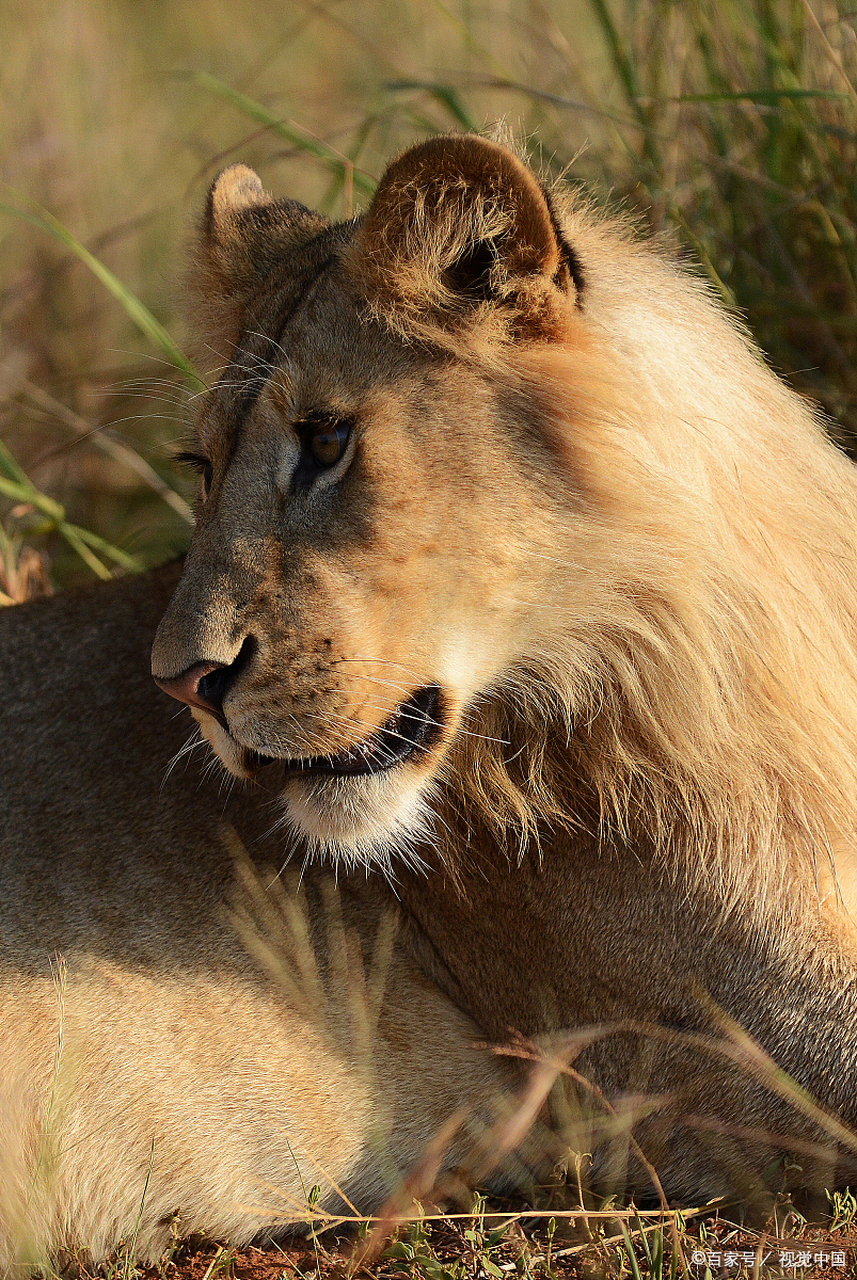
[189, 164, 328, 356]
[350, 135, 579, 337]
[202, 164, 271, 278]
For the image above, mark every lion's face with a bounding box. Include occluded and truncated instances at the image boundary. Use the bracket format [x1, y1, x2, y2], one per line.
[152, 137, 581, 860]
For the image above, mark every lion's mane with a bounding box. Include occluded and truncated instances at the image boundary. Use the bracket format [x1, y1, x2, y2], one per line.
[428, 208, 857, 927]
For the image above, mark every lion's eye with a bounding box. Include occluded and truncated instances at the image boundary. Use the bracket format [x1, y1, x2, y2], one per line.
[177, 451, 213, 499]
[307, 421, 351, 468]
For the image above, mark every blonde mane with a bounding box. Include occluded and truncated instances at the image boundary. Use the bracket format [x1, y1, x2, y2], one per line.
[434, 209, 857, 926]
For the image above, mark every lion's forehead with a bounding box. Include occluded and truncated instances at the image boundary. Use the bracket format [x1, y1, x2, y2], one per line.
[271, 266, 427, 392]
[203, 270, 424, 439]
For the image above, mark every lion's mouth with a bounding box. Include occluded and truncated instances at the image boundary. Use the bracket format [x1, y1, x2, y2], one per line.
[248, 685, 442, 779]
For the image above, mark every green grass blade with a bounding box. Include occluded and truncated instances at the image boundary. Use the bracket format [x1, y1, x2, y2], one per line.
[663, 89, 849, 103]
[0, 202, 204, 392]
[64, 523, 140, 570]
[0, 475, 56, 515]
[191, 72, 375, 198]
[0, 440, 140, 578]
[0, 438, 66, 524]
[618, 1221, 644, 1280]
[635, 1210, 654, 1268]
[385, 80, 478, 130]
[56, 525, 113, 579]
[586, 0, 646, 122]
[0, 440, 33, 490]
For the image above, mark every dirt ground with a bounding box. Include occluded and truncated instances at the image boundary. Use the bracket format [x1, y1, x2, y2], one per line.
[116, 1201, 857, 1280]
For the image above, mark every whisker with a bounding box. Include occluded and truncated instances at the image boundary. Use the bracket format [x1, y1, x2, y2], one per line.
[160, 728, 207, 789]
[311, 692, 512, 749]
[245, 329, 295, 365]
[104, 348, 201, 375]
[300, 709, 421, 761]
[99, 412, 190, 432]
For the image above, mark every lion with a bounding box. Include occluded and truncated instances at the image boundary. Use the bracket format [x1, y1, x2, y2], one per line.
[3, 132, 857, 1265]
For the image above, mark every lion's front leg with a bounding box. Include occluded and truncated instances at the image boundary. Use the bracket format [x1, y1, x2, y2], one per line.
[0, 928, 534, 1268]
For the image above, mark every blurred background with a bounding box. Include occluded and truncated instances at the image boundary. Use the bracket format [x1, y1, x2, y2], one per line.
[1, 0, 855, 598]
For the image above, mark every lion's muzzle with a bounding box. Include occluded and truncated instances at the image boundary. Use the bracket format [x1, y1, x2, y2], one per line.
[250, 683, 443, 778]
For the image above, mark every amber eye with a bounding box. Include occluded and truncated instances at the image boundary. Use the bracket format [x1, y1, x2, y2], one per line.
[308, 421, 351, 468]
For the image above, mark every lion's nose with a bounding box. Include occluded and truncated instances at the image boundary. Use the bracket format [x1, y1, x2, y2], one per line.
[154, 661, 229, 719]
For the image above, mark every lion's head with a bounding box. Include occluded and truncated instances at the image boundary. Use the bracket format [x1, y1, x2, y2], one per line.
[152, 134, 857, 910]
[152, 136, 584, 863]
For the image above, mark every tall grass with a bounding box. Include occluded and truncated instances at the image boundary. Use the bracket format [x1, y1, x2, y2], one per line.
[1, 0, 855, 596]
[582, 0, 857, 438]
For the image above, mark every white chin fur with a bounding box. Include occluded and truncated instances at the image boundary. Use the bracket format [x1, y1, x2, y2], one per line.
[191, 708, 438, 871]
[281, 770, 436, 873]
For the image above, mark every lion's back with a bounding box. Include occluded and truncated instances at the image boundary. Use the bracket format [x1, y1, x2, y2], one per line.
[0, 562, 190, 862]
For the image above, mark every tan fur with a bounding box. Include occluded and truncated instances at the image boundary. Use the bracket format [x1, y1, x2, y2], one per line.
[4, 134, 857, 1263]
[0, 571, 532, 1270]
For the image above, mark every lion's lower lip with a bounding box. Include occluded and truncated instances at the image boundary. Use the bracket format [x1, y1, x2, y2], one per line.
[248, 685, 442, 778]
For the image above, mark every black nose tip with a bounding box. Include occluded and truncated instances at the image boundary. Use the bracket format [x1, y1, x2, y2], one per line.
[196, 664, 230, 713]
[153, 660, 228, 719]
